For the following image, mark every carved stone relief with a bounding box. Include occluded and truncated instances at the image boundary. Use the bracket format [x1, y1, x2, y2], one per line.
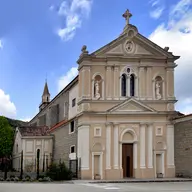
[124, 40, 135, 53]
[155, 76, 163, 100]
[93, 75, 102, 99]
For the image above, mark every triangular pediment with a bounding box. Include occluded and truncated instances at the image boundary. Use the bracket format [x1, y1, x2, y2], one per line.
[108, 98, 157, 113]
[90, 32, 176, 59]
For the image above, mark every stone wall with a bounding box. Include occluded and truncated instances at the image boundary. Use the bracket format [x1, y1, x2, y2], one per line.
[29, 91, 69, 128]
[51, 118, 78, 167]
[174, 120, 192, 177]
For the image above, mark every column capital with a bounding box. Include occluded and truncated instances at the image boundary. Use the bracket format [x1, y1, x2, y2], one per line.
[114, 66, 119, 71]
[106, 66, 112, 71]
[166, 123, 174, 128]
[105, 122, 113, 126]
[146, 123, 154, 127]
[139, 123, 147, 127]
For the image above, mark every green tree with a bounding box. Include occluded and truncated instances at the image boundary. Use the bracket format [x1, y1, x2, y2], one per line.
[0, 116, 14, 158]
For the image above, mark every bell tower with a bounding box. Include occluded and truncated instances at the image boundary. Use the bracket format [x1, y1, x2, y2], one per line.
[39, 80, 50, 111]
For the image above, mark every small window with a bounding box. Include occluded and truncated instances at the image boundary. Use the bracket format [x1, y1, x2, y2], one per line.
[94, 127, 101, 137]
[72, 98, 76, 107]
[156, 126, 163, 136]
[70, 146, 75, 153]
[70, 121, 75, 133]
[16, 144, 18, 153]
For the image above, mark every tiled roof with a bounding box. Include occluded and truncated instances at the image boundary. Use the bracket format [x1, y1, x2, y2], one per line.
[49, 120, 67, 133]
[18, 126, 50, 136]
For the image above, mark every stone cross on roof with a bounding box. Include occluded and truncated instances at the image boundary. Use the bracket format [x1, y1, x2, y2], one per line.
[122, 9, 132, 25]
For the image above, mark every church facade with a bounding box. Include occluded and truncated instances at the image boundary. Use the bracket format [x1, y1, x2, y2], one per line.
[76, 10, 179, 180]
[27, 10, 180, 180]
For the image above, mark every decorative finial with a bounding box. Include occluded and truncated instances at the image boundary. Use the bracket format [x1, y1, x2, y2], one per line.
[80, 45, 89, 57]
[164, 47, 169, 52]
[81, 45, 87, 53]
[122, 9, 132, 25]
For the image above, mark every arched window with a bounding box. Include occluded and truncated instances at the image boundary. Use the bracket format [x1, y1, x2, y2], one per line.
[16, 144, 18, 153]
[121, 74, 127, 96]
[130, 74, 135, 96]
[37, 149, 40, 159]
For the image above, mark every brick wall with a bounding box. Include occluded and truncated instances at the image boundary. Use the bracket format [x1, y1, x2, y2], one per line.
[175, 120, 192, 177]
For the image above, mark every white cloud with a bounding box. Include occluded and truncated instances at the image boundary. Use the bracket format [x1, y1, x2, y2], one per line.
[58, 67, 78, 92]
[150, 0, 160, 7]
[150, 7, 165, 19]
[0, 39, 3, 49]
[20, 117, 31, 122]
[0, 89, 16, 118]
[149, 0, 165, 19]
[149, 0, 192, 114]
[49, 5, 54, 11]
[57, 0, 93, 41]
[20, 108, 39, 122]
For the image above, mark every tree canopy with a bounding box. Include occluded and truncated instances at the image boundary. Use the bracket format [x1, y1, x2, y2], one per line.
[0, 116, 14, 158]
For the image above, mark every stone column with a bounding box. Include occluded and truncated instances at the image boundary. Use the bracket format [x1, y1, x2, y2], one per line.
[147, 124, 153, 168]
[106, 123, 111, 169]
[146, 67, 152, 99]
[167, 124, 175, 167]
[113, 124, 119, 169]
[135, 76, 138, 97]
[139, 67, 145, 99]
[140, 124, 146, 168]
[114, 66, 119, 99]
[127, 75, 130, 97]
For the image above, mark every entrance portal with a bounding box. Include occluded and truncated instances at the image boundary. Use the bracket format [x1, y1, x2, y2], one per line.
[122, 144, 133, 178]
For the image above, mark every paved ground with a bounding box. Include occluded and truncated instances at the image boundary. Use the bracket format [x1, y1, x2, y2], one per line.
[1, 182, 192, 191]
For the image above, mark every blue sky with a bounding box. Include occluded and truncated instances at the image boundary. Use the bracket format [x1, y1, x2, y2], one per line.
[0, 0, 192, 121]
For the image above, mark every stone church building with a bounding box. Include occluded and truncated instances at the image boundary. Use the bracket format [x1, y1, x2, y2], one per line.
[24, 9, 180, 180]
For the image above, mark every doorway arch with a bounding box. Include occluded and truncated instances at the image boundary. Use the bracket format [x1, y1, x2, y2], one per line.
[120, 128, 138, 178]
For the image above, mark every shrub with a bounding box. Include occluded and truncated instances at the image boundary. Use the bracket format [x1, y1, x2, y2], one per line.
[25, 175, 31, 180]
[0, 177, 4, 181]
[6, 178, 11, 181]
[14, 177, 19, 182]
[46, 161, 72, 181]
[9, 175, 15, 178]
[10, 177, 15, 181]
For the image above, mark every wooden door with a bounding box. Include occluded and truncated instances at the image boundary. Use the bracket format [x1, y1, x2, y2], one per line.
[122, 144, 133, 178]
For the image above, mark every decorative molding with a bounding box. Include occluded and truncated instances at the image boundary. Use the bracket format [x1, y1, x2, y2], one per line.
[156, 126, 163, 136]
[94, 127, 101, 137]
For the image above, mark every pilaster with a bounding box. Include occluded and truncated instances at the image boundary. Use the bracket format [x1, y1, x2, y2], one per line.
[140, 124, 146, 168]
[146, 67, 152, 99]
[106, 66, 112, 100]
[114, 66, 119, 99]
[166, 68, 175, 100]
[113, 124, 119, 169]
[167, 124, 175, 168]
[106, 123, 112, 169]
[147, 124, 153, 168]
[139, 67, 145, 99]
